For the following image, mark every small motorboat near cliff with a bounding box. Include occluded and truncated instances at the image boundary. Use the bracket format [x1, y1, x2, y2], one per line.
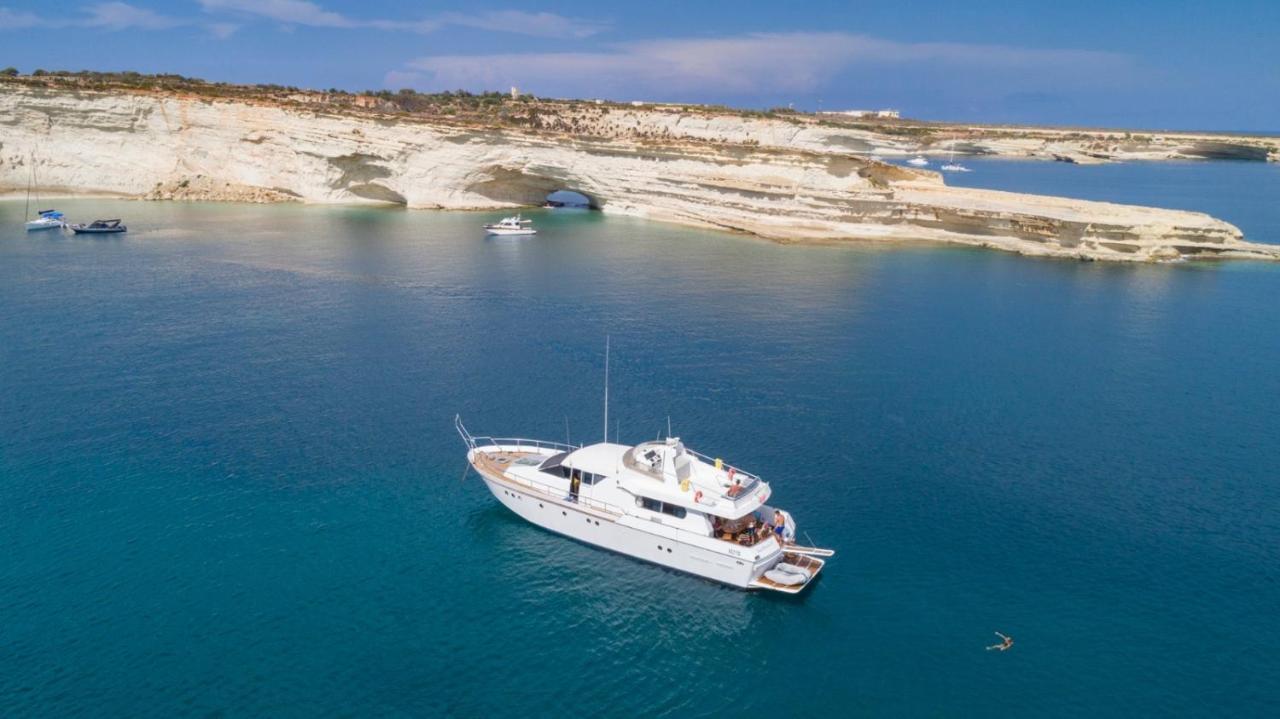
[483, 214, 536, 236]
[455, 416, 834, 593]
[907, 156, 929, 166]
[70, 219, 127, 235]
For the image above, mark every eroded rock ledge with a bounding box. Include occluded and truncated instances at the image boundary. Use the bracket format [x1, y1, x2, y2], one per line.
[1, 84, 1276, 262]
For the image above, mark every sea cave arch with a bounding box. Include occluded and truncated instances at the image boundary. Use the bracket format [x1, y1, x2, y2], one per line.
[466, 166, 604, 210]
[544, 189, 593, 208]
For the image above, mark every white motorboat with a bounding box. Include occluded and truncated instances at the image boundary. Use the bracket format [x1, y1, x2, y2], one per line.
[907, 156, 929, 166]
[456, 418, 832, 592]
[483, 214, 537, 236]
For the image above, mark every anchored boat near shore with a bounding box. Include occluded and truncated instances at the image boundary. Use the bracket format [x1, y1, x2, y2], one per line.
[483, 214, 536, 236]
[455, 414, 833, 593]
[69, 219, 127, 234]
[22, 152, 65, 232]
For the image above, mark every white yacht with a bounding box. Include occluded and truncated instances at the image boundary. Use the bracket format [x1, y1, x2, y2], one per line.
[455, 416, 833, 593]
[483, 214, 536, 236]
[907, 156, 929, 166]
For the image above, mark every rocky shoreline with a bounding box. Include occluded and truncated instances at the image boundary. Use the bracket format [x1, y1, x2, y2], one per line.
[2, 78, 1277, 262]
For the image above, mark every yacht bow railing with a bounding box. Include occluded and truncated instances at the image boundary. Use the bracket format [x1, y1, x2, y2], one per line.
[455, 415, 577, 454]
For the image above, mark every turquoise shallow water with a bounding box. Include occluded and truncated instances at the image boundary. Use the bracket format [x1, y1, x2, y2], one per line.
[2, 162, 1279, 717]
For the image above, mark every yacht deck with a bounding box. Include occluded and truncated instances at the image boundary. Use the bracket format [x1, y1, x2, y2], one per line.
[749, 553, 826, 594]
[472, 449, 539, 479]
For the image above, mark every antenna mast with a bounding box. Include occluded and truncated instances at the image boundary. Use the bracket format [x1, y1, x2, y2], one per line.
[603, 335, 610, 443]
[25, 151, 33, 221]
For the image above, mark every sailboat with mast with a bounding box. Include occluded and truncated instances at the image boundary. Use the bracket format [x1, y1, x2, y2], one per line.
[23, 153, 66, 231]
[940, 140, 972, 173]
[454, 338, 834, 593]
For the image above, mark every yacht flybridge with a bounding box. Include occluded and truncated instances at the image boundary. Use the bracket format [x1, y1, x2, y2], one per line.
[455, 416, 834, 593]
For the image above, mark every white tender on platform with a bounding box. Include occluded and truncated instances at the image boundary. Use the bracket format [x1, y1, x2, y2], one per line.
[455, 416, 833, 594]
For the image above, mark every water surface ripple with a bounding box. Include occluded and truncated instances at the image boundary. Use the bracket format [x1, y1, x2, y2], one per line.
[2, 162, 1278, 717]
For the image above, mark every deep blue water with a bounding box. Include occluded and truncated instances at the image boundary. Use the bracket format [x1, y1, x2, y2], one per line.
[2, 161, 1279, 717]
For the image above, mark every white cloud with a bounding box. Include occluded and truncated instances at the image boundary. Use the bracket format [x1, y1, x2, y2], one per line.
[198, 0, 352, 28]
[0, 3, 236, 37]
[401, 32, 1134, 98]
[0, 7, 42, 28]
[198, 1, 604, 38]
[438, 10, 608, 39]
[83, 1, 182, 30]
[3, 1, 605, 40]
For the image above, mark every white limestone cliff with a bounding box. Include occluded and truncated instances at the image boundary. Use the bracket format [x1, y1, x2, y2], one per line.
[2, 84, 1277, 262]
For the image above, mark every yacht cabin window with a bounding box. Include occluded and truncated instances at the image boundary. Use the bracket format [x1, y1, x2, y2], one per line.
[636, 496, 687, 519]
[538, 454, 606, 485]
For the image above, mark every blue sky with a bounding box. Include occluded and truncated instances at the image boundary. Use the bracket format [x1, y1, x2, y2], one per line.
[2, 1, 1277, 130]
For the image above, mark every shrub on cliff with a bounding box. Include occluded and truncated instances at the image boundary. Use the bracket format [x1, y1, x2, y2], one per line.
[0, 67, 17, 77]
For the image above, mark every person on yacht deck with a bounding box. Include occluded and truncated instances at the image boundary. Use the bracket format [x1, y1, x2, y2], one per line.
[772, 510, 787, 544]
[727, 477, 744, 497]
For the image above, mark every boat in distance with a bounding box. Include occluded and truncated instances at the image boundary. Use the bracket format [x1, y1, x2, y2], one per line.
[69, 219, 127, 234]
[25, 209, 65, 231]
[455, 416, 834, 593]
[21, 151, 64, 231]
[483, 214, 536, 235]
[907, 156, 930, 166]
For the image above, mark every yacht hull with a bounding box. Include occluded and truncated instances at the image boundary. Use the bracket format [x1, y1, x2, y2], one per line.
[476, 472, 768, 588]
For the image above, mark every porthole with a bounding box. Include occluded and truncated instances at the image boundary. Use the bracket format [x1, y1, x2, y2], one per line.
[594, 520, 600, 526]
[539, 503, 544, 508]
[657, 545, 663, 550]
[667, 548, 673, 553]
[562, 511, 567, 516]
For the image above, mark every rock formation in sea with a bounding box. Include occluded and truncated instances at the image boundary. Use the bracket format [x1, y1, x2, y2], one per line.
[2, 78, 1277, 262]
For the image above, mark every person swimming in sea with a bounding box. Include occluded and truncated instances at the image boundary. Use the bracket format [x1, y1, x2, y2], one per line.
[986, 632, 1013, 651]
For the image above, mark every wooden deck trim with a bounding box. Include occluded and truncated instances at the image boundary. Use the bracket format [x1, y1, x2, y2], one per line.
[750, 552, 826, 593]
